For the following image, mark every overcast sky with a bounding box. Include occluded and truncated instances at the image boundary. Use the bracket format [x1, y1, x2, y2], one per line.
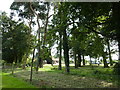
[0, 0, 14, 14]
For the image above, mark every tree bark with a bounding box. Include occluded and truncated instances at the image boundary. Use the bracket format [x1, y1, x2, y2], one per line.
[22, 54, 28, 69]
[102, 52, 109, 68]
[11, 62, 14, 75]
[43, 4, 50, 47]
[118, 41, 120, 61]
[36, 26, 42, 72]
[30, 2, 43, 70]
[58, 32, 62, 70]
[30, 48, 35, 82]
[112, 2, 120, 61]
[78, 53, 82, 67]
[82, 55, 85, 66]
[89, 56, 92, 66]
[74, 51, 77, 68]
[63, 29, 70, 73]
[107, 39, 113, 66]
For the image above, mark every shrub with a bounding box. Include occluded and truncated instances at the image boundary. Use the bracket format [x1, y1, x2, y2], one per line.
[113, 62, 120, 85]
[113, 62, 120, 75]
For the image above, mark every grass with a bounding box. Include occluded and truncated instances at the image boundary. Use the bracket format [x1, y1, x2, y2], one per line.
[33, 64, 119, 85]
[2, 64, 119, 88]
[24, 64, 117, 83]
[69, 66, 114, 82]
[1, 72, 36, 88]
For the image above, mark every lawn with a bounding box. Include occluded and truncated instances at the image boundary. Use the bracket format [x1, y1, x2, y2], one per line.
[1, 72, 36, 88]
[2, 64, 119, 88]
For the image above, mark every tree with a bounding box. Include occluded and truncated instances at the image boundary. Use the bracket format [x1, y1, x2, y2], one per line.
[10, 2, 35, 69]
[1, 12, 34, 74]
[58, 31, 62, 70]
[1, 12, 33, 64]
[10, 2, 52, 71]
[106, 38, 113, 66]
[58, 3, 70, 73]
[30, 48, 35, 82]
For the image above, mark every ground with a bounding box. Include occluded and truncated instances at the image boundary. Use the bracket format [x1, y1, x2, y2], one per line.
[1, 72, 36, 88]
[2, 64, 119, 88]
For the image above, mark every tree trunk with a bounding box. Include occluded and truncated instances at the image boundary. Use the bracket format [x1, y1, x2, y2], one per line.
[102, 53, 109, 68]
[95, 58, 97, 64]
[11, 62, 14, 75]
[118, 40, 120, 61]
[39, 58, 43, 68]
[36, 33, 42, 73]
[36, 46, 43, 73]
[107, 39, 113, 66]
[22, 54, 28, 69]
[72, 17, 78, 68]
[58, 32, 62, 70]
[89, 56, 92, 66]
[36, 14, 43, 71]
[42, 5, 49, 68]
[112, 2, 120, 61]
[63, 29, 70, 73]
[30, 48, 35, 82]
[43, 4, 50, 47]
[82, 55, 85, 66]
[16, 56, 19, 68]
[30, 3, 43, 70]
[74, 51, 77, 68]
[78, 53, 82, 67]
[36, 46, 41, 73]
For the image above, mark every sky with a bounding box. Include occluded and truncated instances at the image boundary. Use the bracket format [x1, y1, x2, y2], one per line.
[0, 0, 14, 14]
[0, 0, 119, 60]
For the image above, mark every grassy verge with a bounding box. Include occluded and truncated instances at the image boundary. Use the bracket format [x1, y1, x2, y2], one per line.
[1, 72, 36, 88]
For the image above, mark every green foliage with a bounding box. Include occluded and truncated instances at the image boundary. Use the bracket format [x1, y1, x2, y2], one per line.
[0, 60, 6, 64]
[113, 62, 120, 84]
[1, 12, 34, 63]
[1, 2, 119, 85]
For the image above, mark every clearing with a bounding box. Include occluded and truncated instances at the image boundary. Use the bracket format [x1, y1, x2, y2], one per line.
[3, 64, 118, 88]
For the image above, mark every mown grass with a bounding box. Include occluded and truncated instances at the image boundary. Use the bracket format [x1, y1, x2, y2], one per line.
[2, 64, 119, 88]
[8, 68, 116, 88]
[70, 66, 114, 82]
[3, 64, 116, 83]
[36, 64, 116, 83]
[1, 72, 36, 88]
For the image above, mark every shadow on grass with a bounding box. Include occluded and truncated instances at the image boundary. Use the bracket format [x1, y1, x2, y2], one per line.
[3, 64, 119, 88]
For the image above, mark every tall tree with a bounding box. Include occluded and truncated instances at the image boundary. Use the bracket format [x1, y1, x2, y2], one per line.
[58, 31, 62, 70]
[10, 2, 35, 69]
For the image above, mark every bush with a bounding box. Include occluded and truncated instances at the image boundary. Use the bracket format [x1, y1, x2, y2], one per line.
[113, 62, 120, 75]
[113, 62, 120, 85]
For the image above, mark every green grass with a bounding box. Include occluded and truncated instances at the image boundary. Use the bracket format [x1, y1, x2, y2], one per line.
[25, 64, 117, 84]
[37, 64, 115, 82]
[2, 72, 36, 88]
[69, 66, 114, 82]
[2, 64, 119, 88]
